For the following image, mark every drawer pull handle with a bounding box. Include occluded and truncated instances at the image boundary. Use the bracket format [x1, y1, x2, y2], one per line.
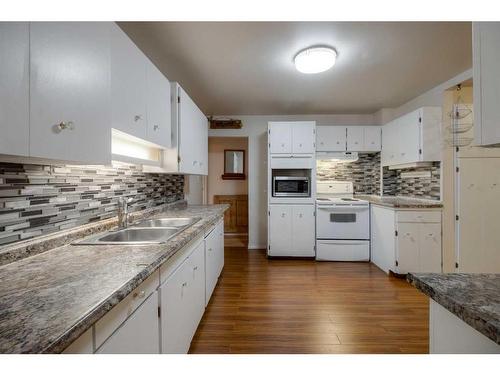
[134, 115, 142, 122]
[194, 266, 198, 271]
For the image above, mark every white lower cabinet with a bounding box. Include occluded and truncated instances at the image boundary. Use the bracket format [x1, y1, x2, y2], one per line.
[97, 291, 160, 354]
[64, 219, 224, 354]
[205, 219, 224, 305]
[371, 206, 442, 274]
[161, 239, 205, 354]
[268, 204, 315, 257]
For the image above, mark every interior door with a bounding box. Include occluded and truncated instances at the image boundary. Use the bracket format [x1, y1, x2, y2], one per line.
[292, 122, 315, 154]
[291, 205, 316, 256]
[419, 223, 442, 272]
[346, 126, 364, 151]
[269, 123, 292, 154]
[97, 291, 159, 354]
[316, 126, 346, 151]
[269, 205, 293, 256]
[396, 223, 419, 274]
[30, 22, 111, 164]
[0, 22, 29, 157]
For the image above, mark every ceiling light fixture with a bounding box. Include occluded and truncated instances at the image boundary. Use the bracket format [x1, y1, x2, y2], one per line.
[294, 46, 337, 74]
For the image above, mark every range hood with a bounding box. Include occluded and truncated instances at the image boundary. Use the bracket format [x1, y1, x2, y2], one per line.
[316, 151, 359, 162]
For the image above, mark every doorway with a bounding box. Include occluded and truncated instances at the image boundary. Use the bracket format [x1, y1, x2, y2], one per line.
[207, 137, 249, 248]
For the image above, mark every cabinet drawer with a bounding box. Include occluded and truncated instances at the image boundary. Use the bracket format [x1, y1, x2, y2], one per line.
[397, 211, 441, 223]
[95, 270, 159, 349]
[159, 235, 204, 284]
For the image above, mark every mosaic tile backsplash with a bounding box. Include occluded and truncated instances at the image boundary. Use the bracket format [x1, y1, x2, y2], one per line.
[0, 162, 184, 246]
[317, 153, 381, 195]
[383, 163, 441, 200]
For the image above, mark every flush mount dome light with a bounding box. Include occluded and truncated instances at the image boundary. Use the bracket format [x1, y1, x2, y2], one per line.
[294, 46, 337, 74]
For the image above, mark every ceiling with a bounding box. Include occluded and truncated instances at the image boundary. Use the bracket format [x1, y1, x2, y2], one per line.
[119, 22, 472, 116]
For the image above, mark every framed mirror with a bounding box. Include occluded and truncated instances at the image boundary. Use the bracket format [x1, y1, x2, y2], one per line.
[222, 149, 245, 180]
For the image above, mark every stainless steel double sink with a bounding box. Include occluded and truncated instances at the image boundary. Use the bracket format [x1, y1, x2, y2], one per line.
[74, 217, 201, 245]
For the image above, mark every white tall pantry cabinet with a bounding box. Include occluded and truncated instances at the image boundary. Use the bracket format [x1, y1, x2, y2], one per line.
[0, 23, 29, 157]
[267, 121, 316, 257]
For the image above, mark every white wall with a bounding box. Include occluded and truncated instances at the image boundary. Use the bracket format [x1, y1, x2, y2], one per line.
[208, 114, 376, 249]
[373, 69, 473, 125]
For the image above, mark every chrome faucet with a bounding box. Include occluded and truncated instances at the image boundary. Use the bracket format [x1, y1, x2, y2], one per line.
[117, 197, 133, 229]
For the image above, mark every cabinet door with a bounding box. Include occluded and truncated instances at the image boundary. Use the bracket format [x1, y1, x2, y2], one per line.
[178, 85, 207, 174]
[316, 126, 346, 151]
[419, 223, 442, 273]
[381, 121, 397, 166]
[397, 110, 421, 164]
[111, 23, 148, 139]
[346, 126, 364, 151]
[473, 22, 500, 146]
[396, 223, 419, 274]
[292, 122, 315, 154]
[146, 60, 171, 148]
[29, 22, 111, 164]
[97, 291, 159, 354]
[216, 219, 225, 275]
[268, 205, 293, 256]
[187, 241, 206, 337]
[269, 123, 292, 154]
[161, 258, 191, 353]
[364, 126, 381, 151]
[0, 23, 29, 157]
[205, 226, 219, 305]
[291, 205, 316, 256]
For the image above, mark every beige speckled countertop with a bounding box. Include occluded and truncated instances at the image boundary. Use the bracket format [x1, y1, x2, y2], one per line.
[0, 203, 228, 353]
[355, 195, 443, 209]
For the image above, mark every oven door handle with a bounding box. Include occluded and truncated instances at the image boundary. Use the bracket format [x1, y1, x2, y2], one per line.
[317, 205, 368, 212]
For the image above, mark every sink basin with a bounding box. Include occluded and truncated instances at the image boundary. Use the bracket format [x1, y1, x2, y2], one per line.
[75, 227, 180, 245]
[133, 217, 200, 228]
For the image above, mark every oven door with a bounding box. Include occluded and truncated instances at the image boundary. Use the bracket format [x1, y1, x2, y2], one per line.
[273, 177, 310, 197]
[316, 204, 369, 240]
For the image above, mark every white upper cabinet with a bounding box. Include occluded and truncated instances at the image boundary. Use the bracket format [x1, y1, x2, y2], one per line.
[473, 22, 500, 146]
[381, 107, 441, 167]
[163, 82, 207, 175]
[110, 23, 148, 140]
[145, 59, 171, 148]
[268, 121, 316, 155]
[269, 123, 293, 154]
[29, 22, 112, 164]
[316, 126, 346, 151]
[0, 23, 29, 157]
[363, 126, 382, 151]
[346, 126, 364, 151]
[317, 126, 381, 152]
[292, 122, 316, 154]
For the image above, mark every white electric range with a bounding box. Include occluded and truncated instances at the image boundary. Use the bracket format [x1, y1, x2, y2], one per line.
[316, 181, 370, 261]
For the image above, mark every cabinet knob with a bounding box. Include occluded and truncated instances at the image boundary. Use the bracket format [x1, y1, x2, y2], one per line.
[133, 290, 146, 299]
[299, 213, 303, 218]
[153, 125, 159, 131]
[281, 143, 285, 147]
[134, 115, 143, 122]
[208, 248, 212, 252]
[55, 121, 75, 132]
[182, 282, 187, 287]
[194, 266, 198, 271]
[299, 143, 302, 147]
[193, 160, 198, 165]
[281, 213, 285, 218]
[355, 141, 358, 144]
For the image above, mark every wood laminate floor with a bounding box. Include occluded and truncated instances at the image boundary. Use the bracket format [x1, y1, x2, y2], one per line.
[189, 247, 429, 354]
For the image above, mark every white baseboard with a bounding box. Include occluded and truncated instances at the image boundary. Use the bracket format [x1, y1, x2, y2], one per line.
[248, 243, 266, 250]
